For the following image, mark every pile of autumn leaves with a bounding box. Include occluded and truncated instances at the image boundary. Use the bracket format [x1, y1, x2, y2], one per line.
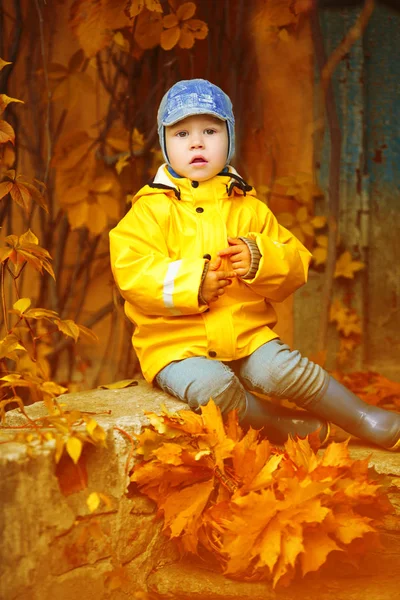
[131, 400, 392, 588]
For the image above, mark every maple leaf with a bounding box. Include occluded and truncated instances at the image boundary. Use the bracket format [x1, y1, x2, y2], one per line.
[131, 400, 393, 588]
[278, 206, 325, 245]
[330, 298, 362, 337]
[276, 171, 323, 205]
[335, 250, 365, 279]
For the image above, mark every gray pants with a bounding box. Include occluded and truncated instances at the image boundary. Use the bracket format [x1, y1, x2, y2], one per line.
[155, 339, 329, 420]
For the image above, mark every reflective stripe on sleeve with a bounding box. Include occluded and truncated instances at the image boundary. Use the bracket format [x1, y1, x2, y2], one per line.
[163, 261, 182, 315]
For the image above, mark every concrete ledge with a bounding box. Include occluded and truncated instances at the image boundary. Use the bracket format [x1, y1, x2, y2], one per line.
[0, 379, 399, 600]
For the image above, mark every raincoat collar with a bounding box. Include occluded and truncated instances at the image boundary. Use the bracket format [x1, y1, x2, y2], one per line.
[143, 164, 254, 201]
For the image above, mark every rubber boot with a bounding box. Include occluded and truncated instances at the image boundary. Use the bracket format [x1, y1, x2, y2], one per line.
[302, 376, 400, 450]
[241, 391, 330, 445]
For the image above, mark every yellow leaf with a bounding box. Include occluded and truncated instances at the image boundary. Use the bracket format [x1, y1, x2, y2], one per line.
[113, 32, 130, 52]
[334, 251, 365, 279]
[0, 334, 26, 359]
[278, 28, 290, 42]
[40, 381, 68, 397]
[0, 181, 13, 200]
[115, 153, 130, 174]
[55, 436, 65, 463]
[77, 324, 99, 343]
[311, 215, 327, 229]
[10, 182, 32, 210]
[85, 418, 106, 443]
[0, 373, 22, 382]
[277, 212, 294, 228]
[87, 491, 100, 512]
[13, 297, 31, 314]
[296, 206, 308, 223]
[99, 378, 138, 389]
[66, 436, 83, 464]
[52, 130, 94, 171]
[333, 511, 375, 544]
[315, 234, 328, 247]
[301, 530, 341, 575]
[0, 58, 12, 72]
[87, 202, 108, 234]
[57, 319, 80, 342]
[177, 2, 196, 21]
[146, 0, 163, 11]
[0, 94, 24, 114]
[300, 221, 314, 237]
[160, 25, 181, 50]
[312, 247, 327, 266]
[0, 120, 15, 144]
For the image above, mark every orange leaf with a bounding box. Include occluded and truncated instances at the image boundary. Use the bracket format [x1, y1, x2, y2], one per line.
[0, 120, 15, 144]
[10, 182, 32, 210]
[177, 2, 196, 21]
[0, 180, 13, 200]
[135, 9, 163, 49]
[160, 25, 181, 50]
[70, 0, 130, 57]
[163, 13, 179, 28]
[301, 529, 341, 575]
[0, 58, 12, 72]
[0, 94, 23, 114]
[187, 18, 208, 40]
[179, 27, 195, 49]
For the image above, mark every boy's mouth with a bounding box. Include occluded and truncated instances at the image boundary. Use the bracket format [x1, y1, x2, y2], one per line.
[190, 156, 207, 164]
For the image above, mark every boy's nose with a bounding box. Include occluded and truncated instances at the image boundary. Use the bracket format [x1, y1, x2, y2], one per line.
[190, 137, 204, 149]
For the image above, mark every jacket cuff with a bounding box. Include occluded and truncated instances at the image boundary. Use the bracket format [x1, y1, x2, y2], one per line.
[198, 261, 210, 305]
[239, 237, 262, 279]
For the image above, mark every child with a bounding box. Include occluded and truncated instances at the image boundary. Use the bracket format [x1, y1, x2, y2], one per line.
[110, 79, 400, 449]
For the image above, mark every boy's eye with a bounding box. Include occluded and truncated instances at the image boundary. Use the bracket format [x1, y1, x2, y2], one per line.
[176, 131, 187, 138]
[205, 128, 216, 135]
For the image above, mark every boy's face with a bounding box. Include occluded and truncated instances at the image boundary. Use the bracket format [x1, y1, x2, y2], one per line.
[165, 114, 229, 182]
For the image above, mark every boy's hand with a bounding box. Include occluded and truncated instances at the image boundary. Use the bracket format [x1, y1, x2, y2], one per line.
[218, 237, 251, 277]
[201, 256, 236, 304]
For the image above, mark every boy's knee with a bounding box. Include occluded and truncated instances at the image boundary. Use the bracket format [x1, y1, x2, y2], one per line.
[187, 368, 246, 417]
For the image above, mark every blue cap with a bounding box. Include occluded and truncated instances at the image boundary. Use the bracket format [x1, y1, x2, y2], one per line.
[157, 79, 235, 167]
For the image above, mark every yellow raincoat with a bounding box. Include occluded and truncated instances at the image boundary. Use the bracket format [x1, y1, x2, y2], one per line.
[109, 165, 311, 382]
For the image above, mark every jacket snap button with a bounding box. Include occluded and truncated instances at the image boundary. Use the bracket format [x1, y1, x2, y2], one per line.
[208, 350, 217, 358]
[203, 253, 211, 260]
[196, 207, 204, 213]
[192, 181, 199, 188]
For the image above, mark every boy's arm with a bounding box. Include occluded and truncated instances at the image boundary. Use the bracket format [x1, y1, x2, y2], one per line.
[238, 203, 312, 302]
[109, 200, 208, 316]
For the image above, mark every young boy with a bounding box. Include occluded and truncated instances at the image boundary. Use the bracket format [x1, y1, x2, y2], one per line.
[110, 79, 400, 449]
